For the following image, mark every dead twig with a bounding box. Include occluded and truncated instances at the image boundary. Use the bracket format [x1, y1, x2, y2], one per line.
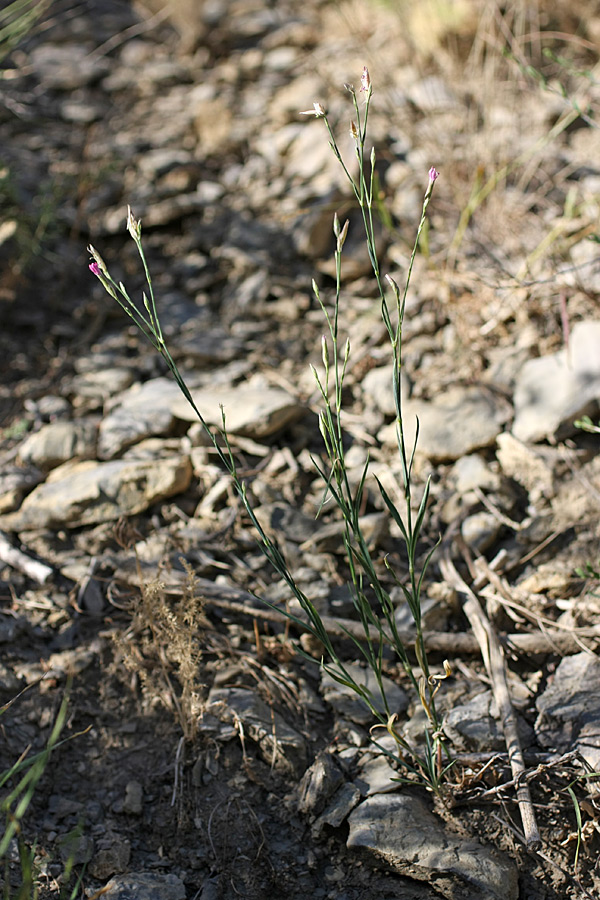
[112, 562, 600, 656]
[440, 548, 541, 849]
[0, 530, 53, 584]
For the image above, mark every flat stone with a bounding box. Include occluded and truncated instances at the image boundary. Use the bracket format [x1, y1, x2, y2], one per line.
[285, 119, 352, 191]
[254, 502, 318, 544]
[379, 387, 508, 462]
[172, 386, 305, 439]
[295, 750, 346, 816]
[496, 432, 554, 502]
[18, 419, 97, 470]
[0, 465, 44, 514]
[320, 662, 409, 726]
[122, 780, 144, 815]
[98, 378, 181, 459]
[57, 831, 93, 866]
[356, 753, 400, 795]
[312, 782, 361, 835]
[71, 367, 135, 401]
[512, 320, 600, 442]
[461, 511, 502, 553]
[536, 651, 600, 770]
[443, 691, 504, 752]
[361, 364, 411, 417]
[88, 832, 131, 880]
[452, 454, 499, 494]
[550, 453, 600, 534]
[0, 456, 192, 531]
[347, 793, 518, 900]
[30, 44, 109, 90]
[100, 872, 186, 900]
[207, 686, 307, 775]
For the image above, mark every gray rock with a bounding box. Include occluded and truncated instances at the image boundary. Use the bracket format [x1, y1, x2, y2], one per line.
[30, 44, 109, 90]
[100, 872, 186, 900]
[347, 793, 518, 900]
[71, 367, 135, 402]
[452, 454, 499, 494]
[122, 780, 144, 815]
[0, 465, 44, 514]
[57, 831, 93, 865]
[379, 387, 509, 462]
[285, 120, 352, 191]
[295, 750, 345, 816]
[361, 364, 411, 417]
[254, 502, 318, 544]
[300, 512, 387, 554]
[461, 511, 503, 553]
[312, 782, 361, 835]
[18, 419, 97, 470]
[207, 686, 307, 775]
[356, 753, 400, 795]
[536, 651, 600, 770]
[0, 456, 192, 530]
[444, 691, 504, 752]
[172, 386, 305, 439]
[76, 558, 105, 616]
[550, 452, 600, 533]
[98, 378, 180, 459]
[512, 320, 600, 442]
[321, 662, 409, 726]
[88, 832, 130, 879]
[496, 432, 554, 502]
[31, 395, 71, 420]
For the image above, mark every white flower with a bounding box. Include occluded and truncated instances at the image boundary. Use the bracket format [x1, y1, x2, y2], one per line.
[299, 102, 326, 117]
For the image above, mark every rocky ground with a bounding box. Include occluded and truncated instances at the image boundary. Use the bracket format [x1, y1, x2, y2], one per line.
[1, 1, 600, 898]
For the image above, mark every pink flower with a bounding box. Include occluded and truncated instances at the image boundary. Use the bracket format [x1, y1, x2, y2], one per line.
[89, 262, 100, 276]
[428, 167, 439, 184]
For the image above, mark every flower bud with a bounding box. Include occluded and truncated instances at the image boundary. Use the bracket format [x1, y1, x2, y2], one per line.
[385, 273, 400, 296]
[360, 66, 371, 93]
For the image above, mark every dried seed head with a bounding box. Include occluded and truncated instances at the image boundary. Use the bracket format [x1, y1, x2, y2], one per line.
[350, 120, 358, 140]
[87, 244, 108, 274]
[336, 219, 349, 253]
[126, 206, 142, 240]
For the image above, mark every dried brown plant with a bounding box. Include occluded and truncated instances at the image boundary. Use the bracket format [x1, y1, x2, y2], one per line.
[113, 555, 207, 742]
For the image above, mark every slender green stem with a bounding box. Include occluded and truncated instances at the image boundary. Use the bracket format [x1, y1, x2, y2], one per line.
[88, 71, 449, 793]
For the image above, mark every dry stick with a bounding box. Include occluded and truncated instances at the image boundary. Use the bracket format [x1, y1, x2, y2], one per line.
[439, 551, 541, 849]
[0, 530, 53, 584]
[118, 570, 600, 655]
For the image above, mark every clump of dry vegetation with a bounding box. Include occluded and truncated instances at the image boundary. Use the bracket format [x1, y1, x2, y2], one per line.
[112, 523, 208, 742]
